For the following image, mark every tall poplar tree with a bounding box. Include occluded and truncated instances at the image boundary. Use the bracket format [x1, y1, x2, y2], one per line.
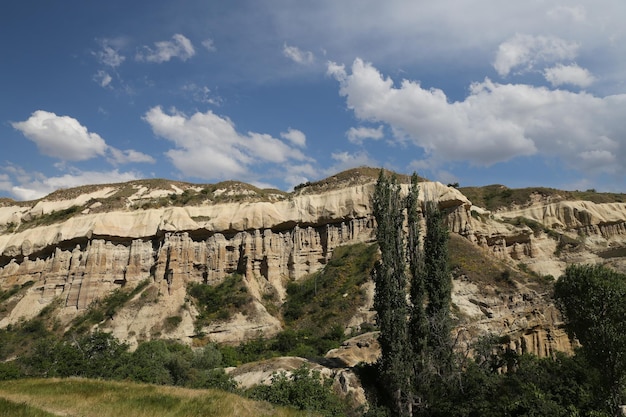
[372, 171, 412, 417]
[423, 201, 453, 376]
[407, 174, 428, 372]
[372, 170, 453, 416]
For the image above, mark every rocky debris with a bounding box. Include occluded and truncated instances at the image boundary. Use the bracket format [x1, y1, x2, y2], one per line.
[325, 332, 380, 367]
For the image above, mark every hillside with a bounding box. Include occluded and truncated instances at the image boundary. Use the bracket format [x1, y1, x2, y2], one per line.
[0, 378, 314, 417]
[1, 167, 626, 411]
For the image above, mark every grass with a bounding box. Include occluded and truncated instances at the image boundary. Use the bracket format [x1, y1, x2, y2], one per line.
[0, 398, 57, 417]
[282, 242, 378, 335]
[294, 167, 427, 194]
[15, 206, 82, 231]
[460, 184, 626, 211]
[0, 378, 316, 417]
[448, 233, 553, 293]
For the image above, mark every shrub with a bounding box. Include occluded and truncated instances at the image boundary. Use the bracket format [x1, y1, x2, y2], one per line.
[188, 274, 252, 329]
[247, 364, 347, 417]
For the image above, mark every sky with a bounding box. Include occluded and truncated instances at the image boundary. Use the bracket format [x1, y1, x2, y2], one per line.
[1, 1, 625, 201]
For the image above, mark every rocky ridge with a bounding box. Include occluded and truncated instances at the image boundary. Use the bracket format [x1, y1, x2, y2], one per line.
[1, 169, 626, 361]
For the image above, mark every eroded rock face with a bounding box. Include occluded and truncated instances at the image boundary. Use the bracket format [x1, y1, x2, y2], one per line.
[0, 176, 624, 356]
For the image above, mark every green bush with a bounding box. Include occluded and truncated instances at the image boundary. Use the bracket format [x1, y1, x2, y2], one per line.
[247, 364, 347, 417]
[188, 274, 252, 329]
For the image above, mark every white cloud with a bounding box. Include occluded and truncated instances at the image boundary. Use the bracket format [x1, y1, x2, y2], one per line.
[329, 58, 626, 176]
[181, 83, 221, 105]
[94, 70, 113, 88]
[202, 39, 216, 52]
[493, 34, 580, 77]
[136, 34, 195, 63]
[283, 43, 314, 65]
[107, 148, 155, 165]
[544, 63, 595, 87]
[12, 110, 155, 166]
[95, 39, 126, 68]
[12, 111, 108, 161]
[325, 151, 377, 175]
[280, 128, 306, 147]
[346, 125, 384, 144]
[1, 166, 142, 201]
[547, 5, 587, 23]
[143, 107, 310, 181]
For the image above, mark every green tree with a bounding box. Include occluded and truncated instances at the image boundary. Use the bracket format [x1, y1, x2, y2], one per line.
[372, 171, 412, 417]
[407, 173, 429, 406]
[554, 264, 626, 416]
[423, 201, 453, 377]
[247, 364, 347, 417]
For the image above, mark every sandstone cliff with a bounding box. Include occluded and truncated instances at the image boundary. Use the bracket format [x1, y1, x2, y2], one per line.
[1, 169, 625, 358]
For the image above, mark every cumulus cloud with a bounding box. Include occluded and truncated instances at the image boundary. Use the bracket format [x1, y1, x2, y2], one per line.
[346, 125, 384, 144]
[493, 34, 579, 77]
[143, 106, 310, 181]
[12, 110, 154, 165]
[136, 34, 195, 63]
[280, 128, 306, 147]
[12, 111, 108, 161]
[544, 63, 595, 87]
[1, 164, 142, 201]
[283, 43, 314, 64]
[329, 58, 626, 176]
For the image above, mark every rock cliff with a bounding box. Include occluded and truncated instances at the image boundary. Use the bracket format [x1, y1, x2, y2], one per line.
[1, 169, 625, 358]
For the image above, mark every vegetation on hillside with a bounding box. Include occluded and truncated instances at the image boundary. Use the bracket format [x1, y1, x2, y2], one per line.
[0, 378, 316, 417]
[188, 274, 253, 329]
[283, 243, 378, 334]
[187, 242, 378, 365]
[460, 184, 626, 211]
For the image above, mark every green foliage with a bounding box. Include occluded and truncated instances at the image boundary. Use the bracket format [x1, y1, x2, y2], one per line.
[426, 349, 611, 417]
[0, 361, 23, 381]
[423, 202, 452, 355]
[283, 242, 377, 334]
[555, 264, 626, 414]
[0, 398, 58, 417]
[21, 332, 130, 379]
[0, 378, 313, 417]
[372, 170, 413, 417]
[163, 315, 182, 332]
[16, 206, 81, 231]
[0, 317, 52, 361]
[218, 326, 345, 366]
[0, 281, 34, 304]
[247, 364, 348, 417]
[188, 274, 252, 329]
[69, 280, 150, 334]
[461, 184, 626, 211]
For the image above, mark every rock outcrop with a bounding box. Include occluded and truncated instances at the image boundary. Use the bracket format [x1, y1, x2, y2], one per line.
[1, 171, 625, 357]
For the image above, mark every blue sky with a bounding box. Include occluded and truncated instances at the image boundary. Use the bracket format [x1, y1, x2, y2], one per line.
[2, 1, 625, 200]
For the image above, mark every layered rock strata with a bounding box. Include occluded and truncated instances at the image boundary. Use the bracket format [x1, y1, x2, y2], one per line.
[1, 177, 625, 355]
